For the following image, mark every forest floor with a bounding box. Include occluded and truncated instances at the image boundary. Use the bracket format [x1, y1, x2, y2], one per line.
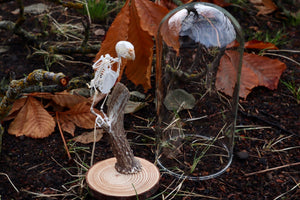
[0, 0, 299, 200]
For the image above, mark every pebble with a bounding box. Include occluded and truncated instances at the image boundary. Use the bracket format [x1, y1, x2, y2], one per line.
[236, 150, 249, 160]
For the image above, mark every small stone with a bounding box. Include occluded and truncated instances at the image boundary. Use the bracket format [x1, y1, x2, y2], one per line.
[94, 28, 105, 36]
[236, 150, 249, 160]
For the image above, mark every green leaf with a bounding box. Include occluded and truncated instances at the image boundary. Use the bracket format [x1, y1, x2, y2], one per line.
[163, 89, 196, 111]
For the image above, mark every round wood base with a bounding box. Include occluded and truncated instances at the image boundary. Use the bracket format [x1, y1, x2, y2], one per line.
[86, 157, 160, 200]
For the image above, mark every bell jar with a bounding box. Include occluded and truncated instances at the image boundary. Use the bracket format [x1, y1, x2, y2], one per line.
[155, 2, 244, 180]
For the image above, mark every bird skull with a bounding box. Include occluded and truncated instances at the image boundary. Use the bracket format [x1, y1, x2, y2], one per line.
[115, 41, 135, 60]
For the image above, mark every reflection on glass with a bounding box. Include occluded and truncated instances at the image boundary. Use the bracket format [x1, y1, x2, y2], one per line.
[156, 3, 244, 180]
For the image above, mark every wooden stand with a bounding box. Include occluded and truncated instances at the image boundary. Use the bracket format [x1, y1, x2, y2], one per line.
[86, 157, 160, 200]
[86, 83, 160, 199]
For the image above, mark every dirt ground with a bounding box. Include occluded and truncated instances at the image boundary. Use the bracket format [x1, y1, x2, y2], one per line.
[0, 0, 299, 200]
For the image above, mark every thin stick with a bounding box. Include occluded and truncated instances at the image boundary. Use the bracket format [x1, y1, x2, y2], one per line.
[266, 49, 300, 53]
[90, 124, 97, 166]
[273, 182, 300, 200]
[261, 52, 300, 66]
[56, 112, 72, 160]
[244, 162, 300, 176]
[0, 172, 19, 193]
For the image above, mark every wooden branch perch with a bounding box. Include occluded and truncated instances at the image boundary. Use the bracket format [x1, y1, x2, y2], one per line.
[104, 82, 142, 174]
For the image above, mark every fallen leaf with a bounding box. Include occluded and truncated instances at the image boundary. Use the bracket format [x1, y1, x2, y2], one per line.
[3, 97, 27, 121]
[124, 100, 148, 114]
[249, 0, 277, 15]
[163, 89, 196, 111]
[130, 91, 146, 100]
[52, 91, 89, 108]
[57, 114, 76, 136]
[242, 52, 286, 90]
[25, 92, 54, 99]
[70, 88, 91, 98]
[134, 0, 169, 36]
[8, 96, 55, 138]
[125, 0, 153, 91]
[156, 0, 178, 10]
[59, 102, 97, 130]
[216, 50, 241, 97]
[245, 39, 278, 50]
[72, 129, 104, 144]
[159, 6, 182, 55]
[216, 50, 286, 98]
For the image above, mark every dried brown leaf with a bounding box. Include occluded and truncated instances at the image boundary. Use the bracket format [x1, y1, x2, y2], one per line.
[8, 96, 55, 138]
[216, 50, 286, 98]
[72, 129, 104, 144]
[125, 0, 153, 91]
[25, 92, 54, 99]
[242, 52, 286, 90]
[245, 39, 278, 50]
[156, 0, 178, 10]
[249, 0, 277, 15]
[134, 0, 169, 36]
[52, 91, 89, 108]
[2, 97, 27, 121]
[159, 7, 180, 55]
[57, 115, 76, 136]
[216, 50, 240, 97]
[59, 102, 97, 130]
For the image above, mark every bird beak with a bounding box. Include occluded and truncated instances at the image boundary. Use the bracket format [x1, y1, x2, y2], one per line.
[127, 49, 135, 60]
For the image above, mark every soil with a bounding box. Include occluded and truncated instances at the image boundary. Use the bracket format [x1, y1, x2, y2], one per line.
[0, 1, 299, 200]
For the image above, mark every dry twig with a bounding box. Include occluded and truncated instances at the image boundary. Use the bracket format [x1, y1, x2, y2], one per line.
[244, 162, 300, 176]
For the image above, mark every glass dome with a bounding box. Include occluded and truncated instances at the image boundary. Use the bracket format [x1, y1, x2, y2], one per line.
[155, 2, 244, 180]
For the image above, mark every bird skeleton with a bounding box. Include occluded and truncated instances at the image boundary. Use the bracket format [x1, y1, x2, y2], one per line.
[90, 41, 135, 130]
